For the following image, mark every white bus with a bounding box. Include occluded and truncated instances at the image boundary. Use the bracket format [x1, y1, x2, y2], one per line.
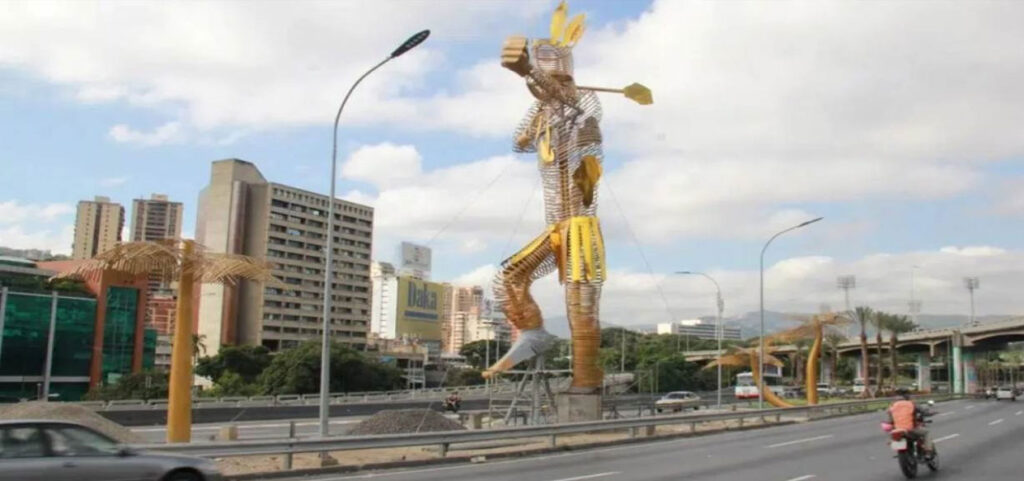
[735, 371, 785, 399]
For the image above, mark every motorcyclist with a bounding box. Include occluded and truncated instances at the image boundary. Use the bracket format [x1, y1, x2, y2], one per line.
[887, 388, 934, 456]
[444, 391, 462, 412]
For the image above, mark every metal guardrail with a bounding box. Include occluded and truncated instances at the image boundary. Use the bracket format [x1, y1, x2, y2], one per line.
[66, 382, 517, 411]
[135, 394, 961, 459]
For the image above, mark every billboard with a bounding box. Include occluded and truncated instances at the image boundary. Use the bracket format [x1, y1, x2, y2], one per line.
[395, 277, 443, 341]
[398, 242, 431, 278]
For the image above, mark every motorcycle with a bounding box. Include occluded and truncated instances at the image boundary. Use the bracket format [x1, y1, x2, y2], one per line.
[881, 400, 939, 479]
[443, 397, 461, 413]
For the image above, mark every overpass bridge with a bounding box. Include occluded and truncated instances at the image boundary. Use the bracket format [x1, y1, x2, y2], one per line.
[683, 316, 1024, 394]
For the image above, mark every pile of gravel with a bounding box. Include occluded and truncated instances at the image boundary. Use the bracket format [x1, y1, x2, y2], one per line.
[0, 402, 142, 443]
[349, 409, 466, 436]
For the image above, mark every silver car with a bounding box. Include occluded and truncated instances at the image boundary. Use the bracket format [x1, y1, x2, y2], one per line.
[0, 420, 223, 481]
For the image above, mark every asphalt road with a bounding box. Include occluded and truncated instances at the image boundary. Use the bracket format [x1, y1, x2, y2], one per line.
[280, 398, 1022, 481]
[131, 418, 367, 443]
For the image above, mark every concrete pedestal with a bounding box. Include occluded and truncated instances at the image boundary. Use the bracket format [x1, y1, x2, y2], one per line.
[556, 392, 603, 423]
[916, 353, 932, 393]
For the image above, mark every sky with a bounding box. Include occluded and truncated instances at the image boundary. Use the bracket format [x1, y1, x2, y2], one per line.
[2, 0, 1024, 330]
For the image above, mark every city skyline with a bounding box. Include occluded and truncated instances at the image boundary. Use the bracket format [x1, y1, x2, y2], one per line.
[3, 0, 1024, 327]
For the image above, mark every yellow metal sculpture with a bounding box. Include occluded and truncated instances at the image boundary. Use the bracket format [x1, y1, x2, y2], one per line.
[482, 1, 651, 392]
[706, 344, 793, 408]
[777, 312, 850, 405]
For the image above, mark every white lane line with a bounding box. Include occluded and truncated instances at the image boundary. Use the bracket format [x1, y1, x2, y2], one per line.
[934, 434, 960, 443]
[936, 411, 954, 417]
[989, 419, 1004, 426]
[1015, 411, 1022, 416]
[548, 472, 620, 481]
[766, 434, 833, 448]
[784, 475, 816, 481]
[965, 405, 975, 410]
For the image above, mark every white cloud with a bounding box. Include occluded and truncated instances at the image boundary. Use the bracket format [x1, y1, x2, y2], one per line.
[341, 143, 423, 189]
[0, 224, 74, 255]
[108, 121, 184, 146]
[0, 201, 73, 224]
[99, 176, 130, 187]
[456, 245, 1024, 330]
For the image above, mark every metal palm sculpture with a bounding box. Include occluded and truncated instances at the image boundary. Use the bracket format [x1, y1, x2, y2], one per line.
[484, 0, 652, 393]
[62, 239, 277, 442]
[776, 312, 850, 405]
[706, 344, 792, 408]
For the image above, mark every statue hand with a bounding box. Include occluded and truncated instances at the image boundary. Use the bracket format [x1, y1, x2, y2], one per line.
[501, 35, 531, 77]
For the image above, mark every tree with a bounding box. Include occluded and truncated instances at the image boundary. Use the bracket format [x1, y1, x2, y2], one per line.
[460, 340, 508, 370]
[871, 311, 888, 396]
[196, 345, 272, 383]
[85, 370, 168, 401]
[444, 368, 484, 387]
[258, 341, 404, 395]
[192, 334, 207, 362]
[854, 306, 874, 397]
[825, 332, 846, 386]
[63, 239, 277, 443]
[209, 372, 262, 397]
[886, 314, 917, 390]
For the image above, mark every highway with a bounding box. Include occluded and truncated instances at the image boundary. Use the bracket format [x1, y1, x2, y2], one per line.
[278, 399, 1022, 481]
[131, 418, 366, 443]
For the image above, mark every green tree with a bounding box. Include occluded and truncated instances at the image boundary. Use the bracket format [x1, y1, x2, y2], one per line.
[854, 306, 874, 396]
[258, 341, 404, 395]
[871, 311, 888, 395]
[85, 370, 168, 401]
[209, 372, 262, 397]
[886, 314, 917, 390]
[196, 345, 272, 383]
[444, 368, 484, 387]
[825, 332, 846, 385]
[459, 340, 509, 370]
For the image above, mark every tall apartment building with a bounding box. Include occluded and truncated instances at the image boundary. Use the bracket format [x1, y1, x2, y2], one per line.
[72, 196, 124, 259]
[194, 159, 374, 354]
[442, 285, 485, 354]
[131, 194, 183, 243]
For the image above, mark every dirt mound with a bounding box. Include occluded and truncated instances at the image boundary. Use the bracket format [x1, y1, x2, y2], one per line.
[0, 402, 142, 443]
[349, 409, 466, 436]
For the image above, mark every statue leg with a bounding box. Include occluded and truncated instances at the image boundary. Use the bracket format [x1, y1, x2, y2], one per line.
[483, 230, 556, 378]
[567, 282, 602, 392]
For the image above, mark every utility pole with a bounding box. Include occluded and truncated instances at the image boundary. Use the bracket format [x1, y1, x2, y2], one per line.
[837, 275, 855, 338]
[620, 328, 626, 373]
[909, 266, 921, 326]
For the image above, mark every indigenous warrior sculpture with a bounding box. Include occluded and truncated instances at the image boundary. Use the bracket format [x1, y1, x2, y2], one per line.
[483, 1, 652, 392]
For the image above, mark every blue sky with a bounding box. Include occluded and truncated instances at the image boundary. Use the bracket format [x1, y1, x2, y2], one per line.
[2, 0, 1024, 326]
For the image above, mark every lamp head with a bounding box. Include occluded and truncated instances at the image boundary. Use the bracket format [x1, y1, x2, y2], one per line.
[391, 30, 430, 58]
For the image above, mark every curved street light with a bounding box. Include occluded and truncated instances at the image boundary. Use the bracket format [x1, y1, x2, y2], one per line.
[758, 216, 822, 409]
[320, 29, 431, 437]
[676, 271, 724, 409]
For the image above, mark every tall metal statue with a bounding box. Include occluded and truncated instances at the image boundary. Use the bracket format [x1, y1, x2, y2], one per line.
[483, 1, 652, 392]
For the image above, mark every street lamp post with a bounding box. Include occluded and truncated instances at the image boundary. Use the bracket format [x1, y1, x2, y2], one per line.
[676, 271, 724, 409]
[759, 217, 823, 409]
[963, 277, 979, 326]
[320, 30, 430, 438]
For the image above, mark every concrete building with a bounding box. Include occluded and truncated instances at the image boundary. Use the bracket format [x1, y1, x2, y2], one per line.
[130, 194, 183, 243]
[657, 318, 742, 341]
[465, 314, 511, 345]
[370, 264, 443, 356]
[72, 196, 124, 260]
[442, 285, 485, 354]
[194, 159, 373, 354]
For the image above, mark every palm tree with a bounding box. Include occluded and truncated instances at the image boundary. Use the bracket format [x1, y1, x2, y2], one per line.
[886, 314, 917, 390]
[192, 334, 207, 362]
[776, 312, 850, 404]
[706, 344, 792, 408]
[825, 332, 846, 387]
[854, 306, 874, 397]
[871, 311, 888, 396]
[62, 239, 278, 442]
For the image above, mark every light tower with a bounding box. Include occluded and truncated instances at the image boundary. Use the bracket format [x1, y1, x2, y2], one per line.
[963, 277, 979, 326]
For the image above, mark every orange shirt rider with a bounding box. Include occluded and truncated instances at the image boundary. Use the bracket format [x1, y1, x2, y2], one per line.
[889, 399, 917, 431]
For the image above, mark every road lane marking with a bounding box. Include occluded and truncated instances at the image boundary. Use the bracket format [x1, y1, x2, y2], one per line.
[766, 434, 833, 448]
[934, 434, 959, 443]
[784, 475, 816, 481]
[548, 472, 620, 481]
[965, 405, 975, 410]
[989, 419, 1004, 426]
[936, 411, 954, 417]
[1015, 411, 1022, 416]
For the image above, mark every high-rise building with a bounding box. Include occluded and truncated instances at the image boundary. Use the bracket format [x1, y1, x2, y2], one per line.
[370, 263, 444, 356]
[194, 159, 374, 354]
[130, 194, 183, 243]
[442, 285, 485, 354]
[656, 319, 742, 341]
[72, 196, 124, 259]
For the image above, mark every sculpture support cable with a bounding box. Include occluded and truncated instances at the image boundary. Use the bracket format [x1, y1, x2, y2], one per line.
[484, 1, 652, 392]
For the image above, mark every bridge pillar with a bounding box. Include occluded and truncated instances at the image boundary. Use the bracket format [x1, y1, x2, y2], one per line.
[854, 351, 864, 380]
[952, 346, 963, 394]
[820, 354, 832, 384]
[916, 353, 931, 393]
[963, 351, 978, 394]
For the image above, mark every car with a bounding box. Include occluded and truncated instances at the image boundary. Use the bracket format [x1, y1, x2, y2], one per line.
[995, 386, 1017, 401]
[655, 391, 702, 413]
[0, 420, 223, 481]
[816, 383, 842, 397]
[983, 386, 998, 399]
